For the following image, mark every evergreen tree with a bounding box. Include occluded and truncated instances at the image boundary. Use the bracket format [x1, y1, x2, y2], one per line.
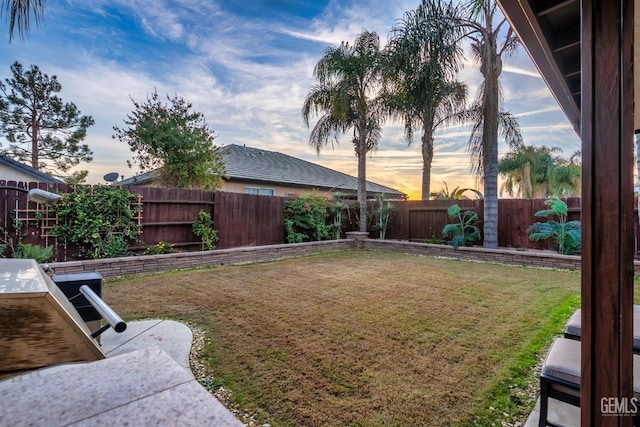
[0, 61, 94, 182]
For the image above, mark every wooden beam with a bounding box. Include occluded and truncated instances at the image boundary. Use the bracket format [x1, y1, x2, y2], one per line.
[580, 0, 634, 424]
[496, 0, 581, 134]
[536, 0, 578, 17]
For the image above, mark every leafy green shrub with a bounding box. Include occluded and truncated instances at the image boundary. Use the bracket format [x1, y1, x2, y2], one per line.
[144, 241, 176, 255]
[0, 222, 23, 258]
[442, 204, 481, 248]
[102, 235, 131, 258]
[0, 222, 53, 260]
[13, 243, 53, 263]
[327, 193, 348, 240]
[284, 193, 329, 243]
[50, 186, 141, 259]
[424, 237, 446, 245]
[527, 198, 581, 255]
[193, 210, 219, 250]
[374, 194, 394, 240]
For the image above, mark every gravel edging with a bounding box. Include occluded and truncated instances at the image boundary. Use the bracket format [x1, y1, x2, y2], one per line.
[187, 322, 265, 427]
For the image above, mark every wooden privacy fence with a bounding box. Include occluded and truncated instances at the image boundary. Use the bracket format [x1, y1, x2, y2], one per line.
[378, 197, 583, 250]
[1, 181, 636, 261]
[0, 181, 285, 261]
[123, 187, 284, 250]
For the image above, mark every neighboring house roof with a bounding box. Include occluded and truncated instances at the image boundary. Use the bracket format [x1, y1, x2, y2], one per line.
[119, 144, 406, 198]
[221, 144, 405, 197]
[0, 154, 64, 184]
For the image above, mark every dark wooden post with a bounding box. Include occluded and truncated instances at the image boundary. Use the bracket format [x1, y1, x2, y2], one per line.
[581, 0, 634, 424]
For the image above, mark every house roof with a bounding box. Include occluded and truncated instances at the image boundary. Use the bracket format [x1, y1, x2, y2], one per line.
[120, 144, 406, 198]
[0, 154, 64, 184]
[221, 144, 405, 197]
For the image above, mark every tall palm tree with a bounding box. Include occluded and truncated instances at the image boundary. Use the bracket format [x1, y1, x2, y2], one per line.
[384, 0, 467, 200]
[302, 30, 385, 233]
[1, 0, 45, 41]
[458, 0, 520, 248]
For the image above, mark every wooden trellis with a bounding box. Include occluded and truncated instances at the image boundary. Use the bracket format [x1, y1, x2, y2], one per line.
[12, 194, 144, 238]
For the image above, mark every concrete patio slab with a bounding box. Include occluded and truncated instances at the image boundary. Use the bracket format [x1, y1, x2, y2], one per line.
[100, 319, 193, 373]
[0, 347, 242, 426]
[524, 397, 580, 426]
[0, 319, 243, 426]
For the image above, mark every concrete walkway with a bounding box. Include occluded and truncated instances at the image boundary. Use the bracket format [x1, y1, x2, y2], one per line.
[0, 320, 243, 426]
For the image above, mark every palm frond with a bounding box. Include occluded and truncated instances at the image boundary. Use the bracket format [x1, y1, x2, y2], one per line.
[498, 110, 523, 148]
[464, 104, 485, 180]
[308, 114, 341, 153]
[2, 0, 45, 41]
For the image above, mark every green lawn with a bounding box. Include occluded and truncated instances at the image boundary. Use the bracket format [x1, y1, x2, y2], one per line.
[104, 250, 582, 426]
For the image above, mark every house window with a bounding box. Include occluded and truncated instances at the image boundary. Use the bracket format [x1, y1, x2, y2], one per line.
[244, 187, 275, 196]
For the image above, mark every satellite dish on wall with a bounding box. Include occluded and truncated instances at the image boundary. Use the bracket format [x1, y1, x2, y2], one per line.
[103, 172, 119, 183]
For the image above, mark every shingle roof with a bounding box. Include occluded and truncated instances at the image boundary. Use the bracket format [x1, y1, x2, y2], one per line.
[221, 144, 405, 197]
[0, 154, 64, 184]
[120, 144, 406, 198]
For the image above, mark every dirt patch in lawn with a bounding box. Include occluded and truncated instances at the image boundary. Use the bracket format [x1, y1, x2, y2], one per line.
[103, 250, 580, 426]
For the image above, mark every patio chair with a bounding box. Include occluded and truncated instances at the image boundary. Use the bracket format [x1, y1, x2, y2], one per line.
[563, 306, 640, 353]
[564, 305, 640, 354]
[539, 337, 640, 426]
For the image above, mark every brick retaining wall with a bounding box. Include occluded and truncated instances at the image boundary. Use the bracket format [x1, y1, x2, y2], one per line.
[362, 240, 584, 271]
[46, 238, 640, 278]
[48, 240, 355, 278]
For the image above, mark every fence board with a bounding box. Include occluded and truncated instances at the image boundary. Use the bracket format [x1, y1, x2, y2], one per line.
[403, 199, 482, 242]
[126, 186, 215, 251]
[214, 191, 285, 249]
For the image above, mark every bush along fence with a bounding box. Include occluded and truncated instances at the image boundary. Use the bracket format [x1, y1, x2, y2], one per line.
[2, 180, 639, 263]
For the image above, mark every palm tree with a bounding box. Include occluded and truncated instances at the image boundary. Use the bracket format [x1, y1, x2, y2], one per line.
[1, 0, 45, 41]
[384, 0, 467, 200]
[458, 0, 520, 248]
[499, 144, 557, 198]
[499, 144, 581, 198]
[430, 181, 484, 199]
[302, 30, 385, 233]
[548, 150, 581, 197]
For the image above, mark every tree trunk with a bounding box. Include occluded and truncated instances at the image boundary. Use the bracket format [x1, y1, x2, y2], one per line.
[480, 39, 501, 249]
[31, 109, 39, 169]
[357, 131, 368, 233]
[483, 147, 499, 248]
[421, 119, 435, 200]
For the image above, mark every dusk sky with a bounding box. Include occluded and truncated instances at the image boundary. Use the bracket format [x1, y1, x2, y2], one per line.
[0, 0, 580, 199]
